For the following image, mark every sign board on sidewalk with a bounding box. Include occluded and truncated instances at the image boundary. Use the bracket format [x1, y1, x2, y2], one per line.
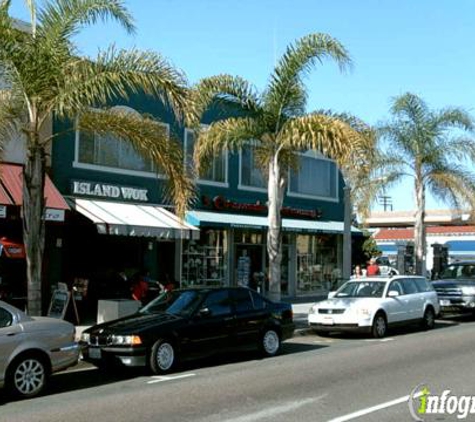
[47, 289, 71, 319]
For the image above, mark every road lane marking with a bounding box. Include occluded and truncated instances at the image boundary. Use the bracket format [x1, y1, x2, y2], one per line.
[147, 373, 196, 384]
[364, 338, 394, 342]
[327, 391, 424, 422]
[219, 396, 326, 422]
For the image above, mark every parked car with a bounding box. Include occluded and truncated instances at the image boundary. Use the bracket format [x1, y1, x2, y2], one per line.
[308, 276, 440, 338]
[80, 287, 295, 374]
[0, 301, 79, 398]
[432, 261, 475, 314]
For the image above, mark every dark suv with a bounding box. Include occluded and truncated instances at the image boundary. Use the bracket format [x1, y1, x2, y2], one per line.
[432, 261, 475, 314]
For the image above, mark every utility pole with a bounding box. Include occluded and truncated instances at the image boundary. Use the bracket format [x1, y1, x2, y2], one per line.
[378, 195, 393, 211]
[343, 186, 352, 280]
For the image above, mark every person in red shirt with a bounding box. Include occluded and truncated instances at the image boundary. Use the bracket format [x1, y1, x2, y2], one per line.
[366, 258, 381, 276]
[131, 272, 149, 303]
[367, 258, 380, 275]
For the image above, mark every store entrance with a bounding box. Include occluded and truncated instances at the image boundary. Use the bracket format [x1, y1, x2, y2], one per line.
[235, 244, 265, 291]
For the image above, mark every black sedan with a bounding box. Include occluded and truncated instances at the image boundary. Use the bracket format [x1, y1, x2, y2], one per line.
[80, 287, 294, 374]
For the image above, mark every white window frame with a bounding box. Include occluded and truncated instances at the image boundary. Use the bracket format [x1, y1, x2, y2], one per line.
[238, 141, 267, 193]
[184, 127, 228, 187]
[287, 151, 340, 202]
[73, 107, 170, 179]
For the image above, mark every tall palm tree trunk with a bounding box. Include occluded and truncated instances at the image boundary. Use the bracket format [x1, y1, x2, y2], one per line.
[23, 140, 46, 316]
[267, 155, 284, 302]
[414, 178, 426, 276]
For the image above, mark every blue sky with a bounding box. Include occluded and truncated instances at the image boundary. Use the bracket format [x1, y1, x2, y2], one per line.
[10, 0, 475, 211]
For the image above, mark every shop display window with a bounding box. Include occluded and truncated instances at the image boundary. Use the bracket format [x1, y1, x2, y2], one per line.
[181, 229, 228, 287]
[296, 234, 341, 294]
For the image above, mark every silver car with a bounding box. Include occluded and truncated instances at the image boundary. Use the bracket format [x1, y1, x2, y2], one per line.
[0, 300, 79, 398]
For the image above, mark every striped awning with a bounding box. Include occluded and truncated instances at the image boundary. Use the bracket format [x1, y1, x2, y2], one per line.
[68, 199, 199, 239]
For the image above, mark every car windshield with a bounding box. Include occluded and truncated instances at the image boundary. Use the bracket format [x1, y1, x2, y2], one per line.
[440, 264, 475, 280]
[335, 281, 386, 298]
[140, 290, 205, 317]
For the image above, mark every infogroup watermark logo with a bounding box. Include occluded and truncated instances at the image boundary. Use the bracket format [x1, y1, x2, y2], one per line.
[409, 383, 475, 420]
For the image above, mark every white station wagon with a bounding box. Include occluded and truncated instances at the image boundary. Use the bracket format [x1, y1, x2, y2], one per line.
[308, 276, 440, 338]
[0, 301, 79, 398]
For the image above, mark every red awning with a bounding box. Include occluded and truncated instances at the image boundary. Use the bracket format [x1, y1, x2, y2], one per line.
[0, 183, 13, 206]
[0, 237, 25, 259]
[0, 163, 69, 210]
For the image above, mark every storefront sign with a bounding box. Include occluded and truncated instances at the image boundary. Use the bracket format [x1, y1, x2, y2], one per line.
[45, 209, 65, 222]
[202, 195, 321, 219]
[72, 180, 149, 202]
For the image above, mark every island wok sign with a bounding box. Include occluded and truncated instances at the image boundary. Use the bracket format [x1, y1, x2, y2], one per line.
[72, 180, 149, 202]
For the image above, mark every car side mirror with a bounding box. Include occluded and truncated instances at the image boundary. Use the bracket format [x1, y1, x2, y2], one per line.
[197, 307, 211, 318]
[388, 290, 400, 298]
[328, 291, 336, 299]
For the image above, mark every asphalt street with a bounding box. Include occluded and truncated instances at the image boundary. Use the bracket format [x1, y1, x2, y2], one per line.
[2, 315, 475, 422]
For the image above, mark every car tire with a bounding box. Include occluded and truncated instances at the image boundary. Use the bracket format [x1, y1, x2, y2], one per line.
[7, 353, 49, 398]
[371, 312, 387, 338]
[150, 339, 176, 374]
[261, 328, 281, 357]
[421, 307, 435, 330]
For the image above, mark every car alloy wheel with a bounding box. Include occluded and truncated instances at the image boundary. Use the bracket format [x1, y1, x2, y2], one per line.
[262, 329, 280, 356]
[372, 313, 387, 338]
[11, 356, 47, 398]
[422, 308, 435, 330]
[150, 340, 175, 374]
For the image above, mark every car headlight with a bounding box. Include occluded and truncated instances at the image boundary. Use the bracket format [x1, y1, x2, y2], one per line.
[308, 305, 318, 315]
[461, 286, 475, 295]
[80, 333, 90, 343]
[110, 335, 142, 346]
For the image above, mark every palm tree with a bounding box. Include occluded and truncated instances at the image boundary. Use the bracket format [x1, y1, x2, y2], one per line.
[188, 34, 374, 301]
[379, 92, 475, 275]
[0, 0, 194, 316]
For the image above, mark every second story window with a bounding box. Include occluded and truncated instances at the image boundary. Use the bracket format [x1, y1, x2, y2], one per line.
[288, 151, 338, 200]
[76, 106, 169, 176]
[240, 143, 266, 190]
[184, 128, 227, 185]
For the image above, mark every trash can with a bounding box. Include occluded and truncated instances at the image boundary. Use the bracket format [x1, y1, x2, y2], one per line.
[97, 299, 141, 324]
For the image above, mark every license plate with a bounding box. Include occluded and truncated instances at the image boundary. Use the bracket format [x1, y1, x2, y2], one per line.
[322, 317, 334, 326]
[440, 300, 451, 306]
[88, 347, 101, 359]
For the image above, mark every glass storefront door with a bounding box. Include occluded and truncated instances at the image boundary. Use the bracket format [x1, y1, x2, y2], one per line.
[296, 234, 341, 294]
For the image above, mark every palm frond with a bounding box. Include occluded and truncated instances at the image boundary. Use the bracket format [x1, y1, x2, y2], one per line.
[280, 113, 373, 171]
[428, 166, 475, 211]
[51, 46, 188, 121]
[37, 0, 135, 42]
[193, 117, 264, 175]
[433, 107, 474, 132]
[187, 74, 261, 127]
[389, 92, 429, 124]
[79, 108, 195, 217]
[442, 136, 475, 163]
[0, 89, 20, 150]
[264, 33, 352, 123]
